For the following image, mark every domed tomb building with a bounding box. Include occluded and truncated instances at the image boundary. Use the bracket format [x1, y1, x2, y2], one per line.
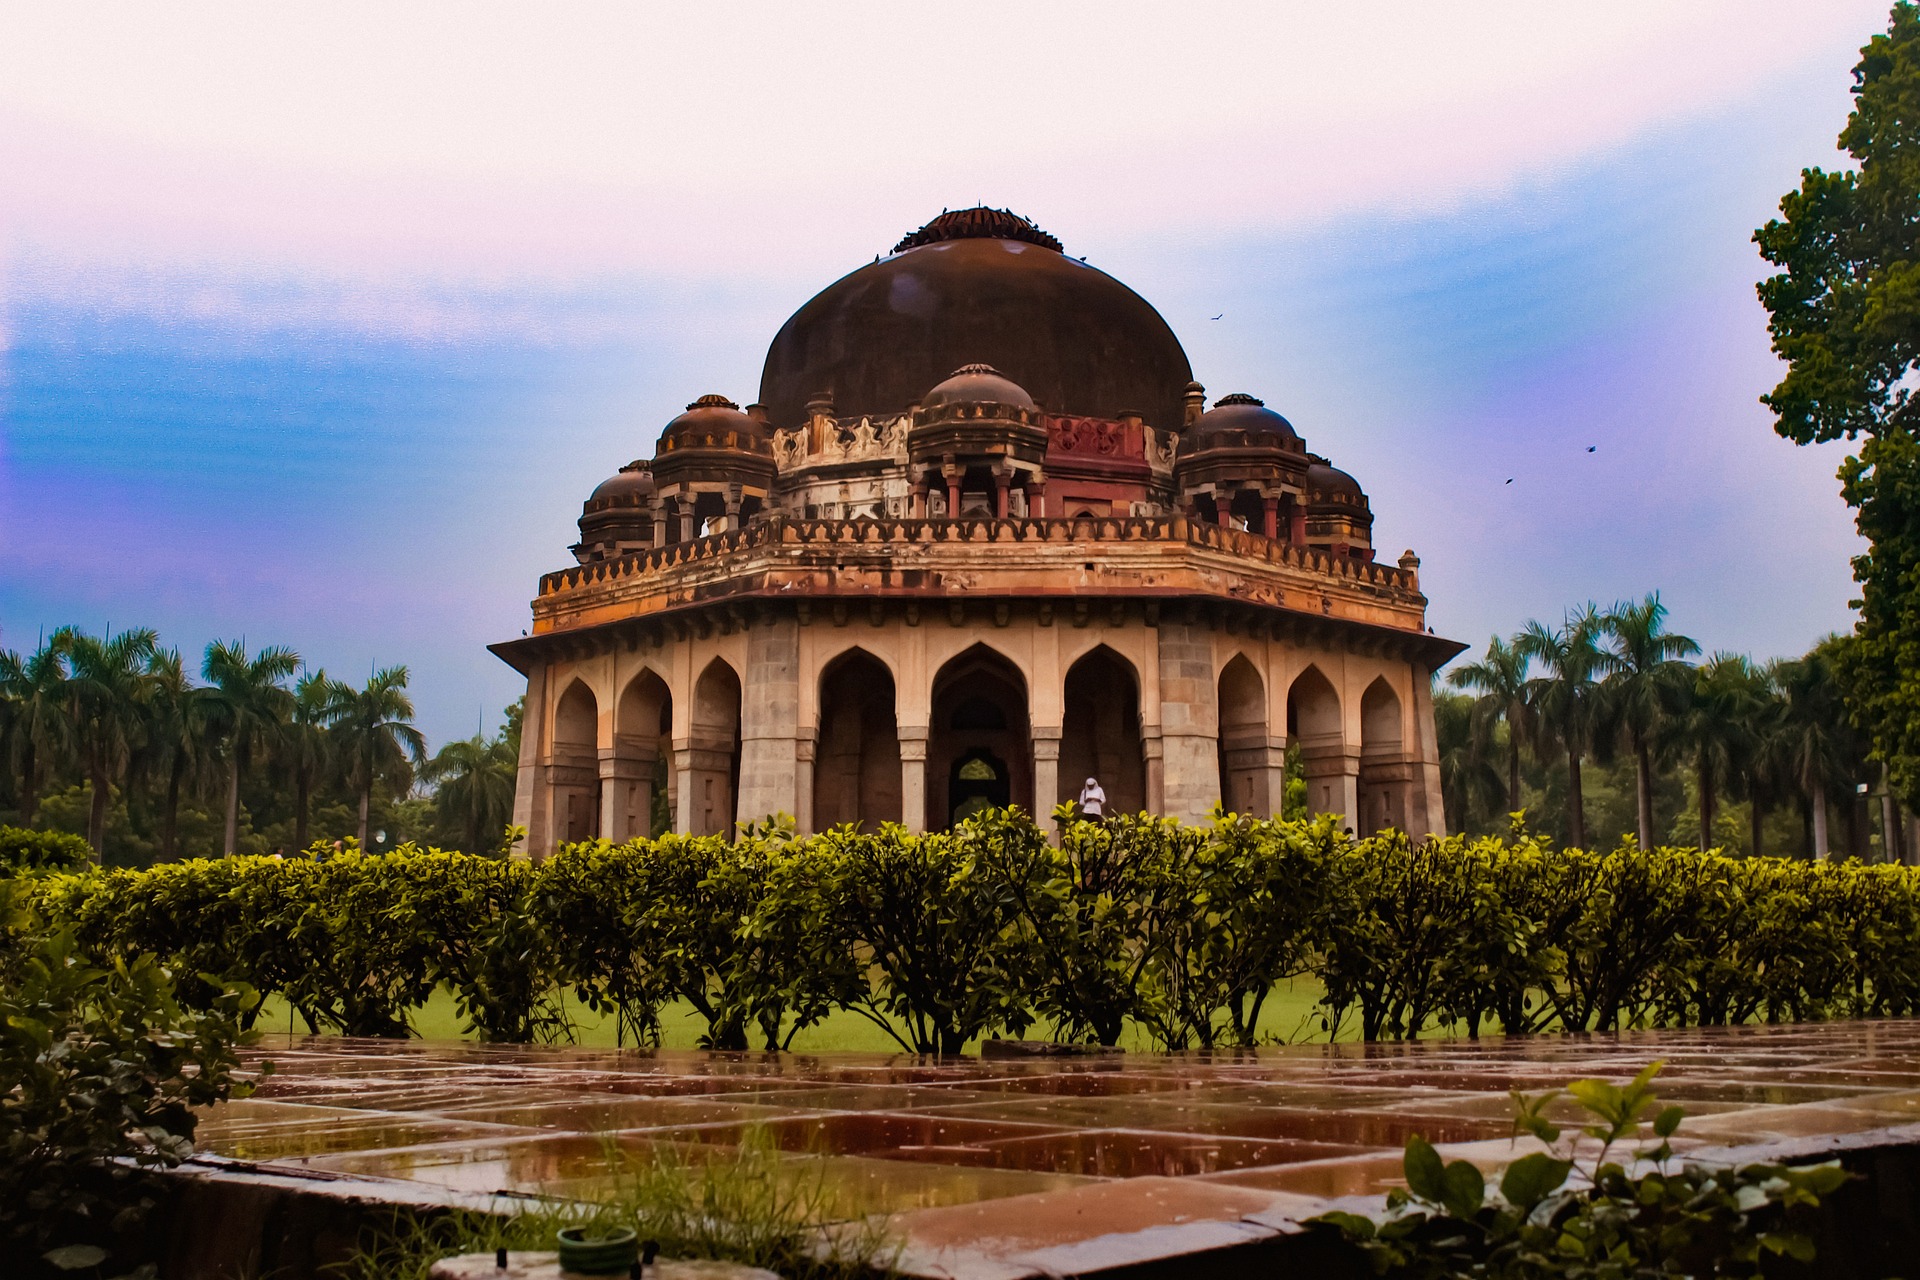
[491, 209, 1463, 851]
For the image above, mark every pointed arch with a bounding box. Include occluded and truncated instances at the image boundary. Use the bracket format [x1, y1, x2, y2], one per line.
[1217, 653, 1273, 816]
[687, 658, 742, 836]
[550, 679, 600, 844]
[1287, 664, 1348, 822]
[1360, 676, 1410, 835]
[611, 667, 672, 839]
[1061, 644, 1145, 816]
[814, 647, 902, 830]
[929, 643, 1031, 829]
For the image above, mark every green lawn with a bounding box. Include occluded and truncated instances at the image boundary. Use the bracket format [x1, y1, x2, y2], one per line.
[253, 974, 1349, 1051]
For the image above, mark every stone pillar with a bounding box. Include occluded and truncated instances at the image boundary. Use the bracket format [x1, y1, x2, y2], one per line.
[944, 469, 962, 520]
[1302, 746, 1360, 830]
[673, 740, 695, 836]
[900, 728, 929, 833]
[993, 472, 1011, 519]
[1032, 729, 1062, 836]
[1261, 495, 1279, 541]
[736, 613, 801, 827]
[912, 481, 928, 519]
[795, 737, 816, 835]
[511, 660, 550, 859]
[650, 502, 668, 549]
[597, 748, 651, 843]
[1142, 729, 1165, 816]
[679, 504, 696, 543]
[1028, 478, 1046, 519]
[1155, 620, 1220, 825]
[1408, 666, 1447, 840]
[1288, 497, 1307, 546]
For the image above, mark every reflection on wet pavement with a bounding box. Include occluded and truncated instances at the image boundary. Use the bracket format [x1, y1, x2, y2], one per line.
[201, 1021, 1920, 1215]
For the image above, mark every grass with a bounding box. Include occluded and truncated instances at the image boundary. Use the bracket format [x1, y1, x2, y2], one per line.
[255, 974, 1349, 1051]
[332, 1131, 896, 1280]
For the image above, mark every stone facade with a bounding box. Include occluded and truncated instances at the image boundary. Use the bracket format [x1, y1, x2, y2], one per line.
[494, 208, 1462, 853]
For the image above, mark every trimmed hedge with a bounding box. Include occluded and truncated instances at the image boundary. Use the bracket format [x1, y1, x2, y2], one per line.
[20, 811, 1920, 1048]
[0, 827, 93, 874]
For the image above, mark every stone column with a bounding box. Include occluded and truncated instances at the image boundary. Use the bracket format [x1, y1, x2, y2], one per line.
[736, 613, 802, 828]
[1028, 478, 1046, 519]
[1032, 729, 1062, 837]
[1261, 495, 1279, 540]
[1155, 619, 1220, 825]
[794, 737, 816, 835]
[597, 748, 651, 843]
[899, 728, 929, 833]
[673, 738, 695, 836]
[993, 472, 1010, 519]
[1408, 666, 1447, 840]
[944, 468, 962, 520]
[1288, 497, 1307, 545]
[512, 660, 550, 859]
[1142, 729, 1165, 816]
[911, 481, 928, 519]
[1302, 746, 1360, 830]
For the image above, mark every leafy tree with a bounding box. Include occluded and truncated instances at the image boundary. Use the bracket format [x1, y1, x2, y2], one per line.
[286, 669, 335, 852]
[0, 638, 74, 827]
[1434, 692, 1504, 838]
[1598, 594, 1699, 849]
[1517, 607, 1608, 848]
[1774, 640, 1860, 858]
[201, 641, 299, 857]
[1665, 655, 1765, 853]
[326, 667, 427, 853]
[144, 648, 214, 861]
[1756, 3, 1920, 804]
[1446, 635, 1532, 813]
[62, 628, 162, 853]
[423, 730, 517, 856]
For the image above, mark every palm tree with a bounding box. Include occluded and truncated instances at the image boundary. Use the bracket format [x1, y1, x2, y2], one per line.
[1665, 654, 1765, 852]
[1447, 634, 1532, 813]
[286, 669, 336, 852]
[1598, 593, 1699, 849]
[422, 731, 518, 855]
[1744, 664, 1793, 859]
[202, 640, 300, 856]
[145, 648, 214, 860]
[63, 627, 162, 852]
[1774, 641, 1855, 859]
[0, 636, 74, 825]
[1517, 606, 1608, 849]
[1434, 690, 1504, 835]
[326, 666, 427, 852]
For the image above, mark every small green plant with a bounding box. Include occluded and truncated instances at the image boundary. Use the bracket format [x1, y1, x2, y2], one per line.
[0, 882, 262, 1273]
[335, 1130, 893, 1280]
[1314, 1063, 1849, 1278]
[0, 826, 94, 874]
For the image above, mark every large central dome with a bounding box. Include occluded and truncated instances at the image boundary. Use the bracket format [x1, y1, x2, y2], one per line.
[758, 209, 1194, 431]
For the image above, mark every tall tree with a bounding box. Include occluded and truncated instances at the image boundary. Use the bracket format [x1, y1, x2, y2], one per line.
[423, 730, 518, 855]
[1598, 593, 1700, 849]
[1756, 4, 1920, 804]
[1517, 607, 1607, 849]
[0, 637, 74, 825]
[1775, 640, 1858, 859]
[286, 669, 335, 852]
[1434, 690, 1504, 836]
[326, 666, 427, 852]
[1666, 654, 1766, 852]
[201, 641, 299, 856]
[1446, 634, 1532, 813]
[145, 648, 212, 860]
[63, 627, 162, 852]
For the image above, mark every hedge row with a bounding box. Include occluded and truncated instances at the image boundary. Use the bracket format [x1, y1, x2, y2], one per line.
[19, 812, 1920, 1050]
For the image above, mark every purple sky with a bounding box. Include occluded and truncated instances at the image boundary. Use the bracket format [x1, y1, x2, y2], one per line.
[0, 3, 1888, 745]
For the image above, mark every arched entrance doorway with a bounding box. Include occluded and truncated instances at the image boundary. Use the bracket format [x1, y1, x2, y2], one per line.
[814, 649, 902, 830]
[929, 646, 1031, 828]
[551, 679, 600, 843]
[686, 659, 742, 836]
[1060, 646, 1145, 816]
[1360, 677, 1409, 835]
[949, 749, 1012, 824]
[1217, 654, 1274, 816]
[613, 668, 671, 839]
[1287, 665, 1349, 823]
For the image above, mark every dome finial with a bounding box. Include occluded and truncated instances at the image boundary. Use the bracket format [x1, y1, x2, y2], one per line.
[892, 208, 1064, 254]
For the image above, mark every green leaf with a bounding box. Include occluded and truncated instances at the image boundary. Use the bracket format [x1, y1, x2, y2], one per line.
[1403, 1134, 1444, 1202]
[1500, 1153, 1573, 1209]
[1439, 1159, 1486, 1219]
[1652, 1105, 1684, 1138]
[44, 1245, 110, 1270]
[1312, 1210, 1378, 1240]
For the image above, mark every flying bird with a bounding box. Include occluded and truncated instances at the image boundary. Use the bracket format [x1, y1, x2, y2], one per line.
[1587, 445, 1597, 453]
[1211, 313, 1224, 320]
[1505, 478, 1514, 485]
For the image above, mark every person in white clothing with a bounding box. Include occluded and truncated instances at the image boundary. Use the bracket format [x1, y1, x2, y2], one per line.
[1078, 777, 1107, 820]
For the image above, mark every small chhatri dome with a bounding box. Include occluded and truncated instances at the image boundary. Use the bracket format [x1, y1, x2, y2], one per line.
[657, 394, 771, 456]
[588, 461, 653, 506]
[893, 208, 1064, 254]
[1179, 392, 1301, 456]
[922, 364, 1037, 411]
[1307, 460, 1366, 505]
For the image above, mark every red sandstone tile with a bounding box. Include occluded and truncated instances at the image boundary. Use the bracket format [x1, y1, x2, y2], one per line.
[924, 1128, 1369, 1178]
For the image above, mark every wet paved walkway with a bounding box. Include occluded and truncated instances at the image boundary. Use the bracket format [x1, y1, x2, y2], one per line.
[199, 1023, 1920, 1275]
